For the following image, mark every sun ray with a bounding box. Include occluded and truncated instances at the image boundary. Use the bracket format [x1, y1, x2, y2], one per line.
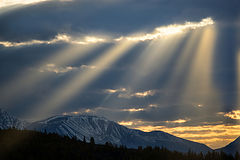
[164, 30, 203, 87]
[0, 43, 100, 105]
[29, 41, 136, 119]
[237, 49, 240, 106]
[121, 34, 186, 89]
[181, 25, 220, 107]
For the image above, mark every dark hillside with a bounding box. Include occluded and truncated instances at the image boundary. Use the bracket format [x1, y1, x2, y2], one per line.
[0, 129, 238, 160]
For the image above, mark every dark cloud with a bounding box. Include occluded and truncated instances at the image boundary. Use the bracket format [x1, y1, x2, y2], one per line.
[0, 0, 239, 129]
[0, 0, 239, 41]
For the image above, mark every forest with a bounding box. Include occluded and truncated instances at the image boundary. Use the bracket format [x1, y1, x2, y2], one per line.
[0, 128, 239, 160]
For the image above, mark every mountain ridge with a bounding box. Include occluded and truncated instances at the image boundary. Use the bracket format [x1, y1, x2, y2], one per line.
[216, 136, 240, 155]
[0, 109, 212, 153]
[0, 108, 26, 130]
[27, 114, 212, 153]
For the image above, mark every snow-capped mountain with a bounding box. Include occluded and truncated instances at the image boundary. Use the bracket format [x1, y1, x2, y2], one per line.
[27, 114, 212, 153]
[0, 108, 25, 130]
[216, 136, 240, 155]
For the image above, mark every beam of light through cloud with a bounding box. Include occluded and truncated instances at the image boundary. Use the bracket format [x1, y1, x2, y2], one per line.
[29, 40, 136, 119]
[237, 49, 240, 107]
[0, 17, 216, 117]
[162, 29, 202, 90]
[120, 33, 185, 90]
[180, 25, 220, 108]
[99, 19, 214, 107]
[0, 18, 214, 48]
[0, 34, 107, 47]
[0, 43, 101, 104]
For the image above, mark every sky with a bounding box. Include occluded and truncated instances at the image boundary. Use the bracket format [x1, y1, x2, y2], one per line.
[0, 0, 240, 149]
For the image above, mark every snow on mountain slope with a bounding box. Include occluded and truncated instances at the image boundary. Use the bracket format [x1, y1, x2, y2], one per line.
[28, 114, 212, 153]
[216, 136, 240, 155]
[0, 108, 25, 129]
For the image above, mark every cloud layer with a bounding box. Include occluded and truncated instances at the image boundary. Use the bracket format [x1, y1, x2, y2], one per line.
[0, 0, 240, 149]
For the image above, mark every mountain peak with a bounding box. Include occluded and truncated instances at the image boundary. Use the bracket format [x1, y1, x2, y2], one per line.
[0, 108, 25, 130]
[28, 114, 211, 153]
[0, 110, 212, 153]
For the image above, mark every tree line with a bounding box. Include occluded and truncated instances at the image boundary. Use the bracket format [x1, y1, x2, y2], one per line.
[0, 128, 239, 160]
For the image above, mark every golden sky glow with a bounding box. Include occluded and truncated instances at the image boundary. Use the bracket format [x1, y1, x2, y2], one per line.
[165, 119, 189, 124]
[118, 121, 133, 126]
[118, 121, 240, 149]
[224, 110, 240, 120]
[121, 108, 145, 112]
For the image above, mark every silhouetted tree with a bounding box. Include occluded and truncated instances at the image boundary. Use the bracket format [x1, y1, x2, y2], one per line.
[90, 137, 95, 145]
[235, 152, 240, 160]
[72, 135, 77, 141]
[1, 129, 239, 160]
[83, 136, 86, 144]
[138, 146, 142, 151]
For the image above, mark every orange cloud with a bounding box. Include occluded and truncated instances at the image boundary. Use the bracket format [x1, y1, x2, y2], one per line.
[224, 110, 240, 120]
[118, 120, 240, 149]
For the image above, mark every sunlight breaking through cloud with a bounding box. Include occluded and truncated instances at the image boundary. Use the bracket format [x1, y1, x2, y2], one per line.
[38, 64, 96, 74]
[119, 18, 214, 42]
[104, 88, 158, 99]
[180, 25, 220, 108]
[0, 34, 107, 47]
[30, 40, 136, 119]
[0, 18, 214, 48]
[103, 88, 127, 94]
[0, 0, 50, 8]
[0, 43, 101, 106]
[121, 108, 145, 112]
[118, 90, 157, 99]
[39, 64, 77, 74]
